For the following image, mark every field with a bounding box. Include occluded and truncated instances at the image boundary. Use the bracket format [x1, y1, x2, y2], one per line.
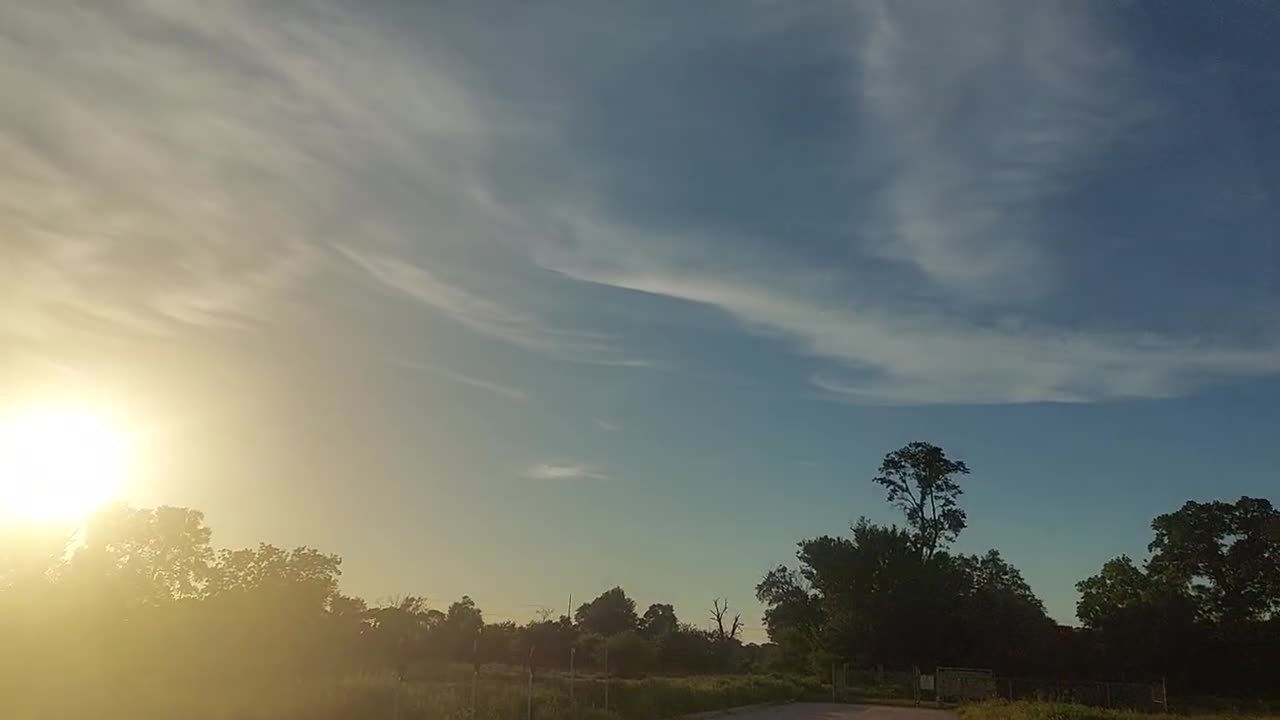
[2, 666, 824, 720]
[960, 700, 1280, 720]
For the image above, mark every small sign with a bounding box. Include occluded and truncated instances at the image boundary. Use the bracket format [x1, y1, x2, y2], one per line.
[919, 674, 935, 691]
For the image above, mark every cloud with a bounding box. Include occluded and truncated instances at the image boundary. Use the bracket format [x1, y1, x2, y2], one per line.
[852, 1, 1149, 300]
[0, 2, 487, 339]
[395, 359, 527, 402]
[339, 246, 648, 366]
[523, 463, 610, 481]
[595, 420, 621, 432]
[5, 0, 1277, 409]
[556, 268, 1280, 404]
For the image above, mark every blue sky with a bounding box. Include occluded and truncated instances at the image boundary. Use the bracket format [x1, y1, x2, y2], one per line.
[3, 1, 1280, 634]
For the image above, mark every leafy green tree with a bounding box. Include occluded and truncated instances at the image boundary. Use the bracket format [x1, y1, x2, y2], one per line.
[69, 505, 215, 604]
[1076, 554, 1204, 682]
[955, 550, 1055, 672]
[657, 624, 718, 674]
[1147, 497, 1280, 624]
[523, 615, 576, 670]
[755, 566, 822, 671]
[575, 586, 638, 637]
[639, 603, 679, 639]
[602, 630, 657, 677]
[872, 442, 969, 559]
[444, 595, 484, 660]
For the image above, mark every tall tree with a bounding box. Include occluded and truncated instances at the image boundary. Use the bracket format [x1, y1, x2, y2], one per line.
[639, 603, 679, 639]
[575, 586, 638, 637]
[872, 442, 969, 559]
[1147, 497, 1280, 625]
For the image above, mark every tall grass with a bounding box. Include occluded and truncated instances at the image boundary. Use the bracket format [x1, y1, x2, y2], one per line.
[960, 700, 1280, 720]
[1, 666, 818, 720]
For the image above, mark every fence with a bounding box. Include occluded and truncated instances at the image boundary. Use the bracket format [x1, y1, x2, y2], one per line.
[829, 663, 919, 702]
[999, 677, 1168, 712]
[371, 664, 821, 720]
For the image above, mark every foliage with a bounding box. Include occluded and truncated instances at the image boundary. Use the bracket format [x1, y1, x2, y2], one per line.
[576, 586, 639, 637]
[1147, 497, 1280, 624]
[872, 441, 969, 559]
[960, 700, 1280, 720]
[1075, 496, 1280, 694]
[3, 439, 1278, 717]
[758, 514, 1054, 675]
[640, 603, 679, 639]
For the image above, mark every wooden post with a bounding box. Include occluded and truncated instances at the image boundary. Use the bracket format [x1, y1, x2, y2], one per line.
[527, 646, 535, 720]
[603, 644, 610, 713]
[392, 672, 403, 720]
[569, 647, 576, 707]
[831, 662, 837, 702]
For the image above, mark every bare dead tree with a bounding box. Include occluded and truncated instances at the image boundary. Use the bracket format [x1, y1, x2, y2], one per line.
[711, 598, 742, 642]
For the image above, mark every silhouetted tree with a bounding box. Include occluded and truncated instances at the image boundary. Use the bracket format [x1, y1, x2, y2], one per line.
[575, 586, 638, 637]
[1147, 497, 1280, 625]
[872, 442, 969, 559]
[639, 603, 679, 639]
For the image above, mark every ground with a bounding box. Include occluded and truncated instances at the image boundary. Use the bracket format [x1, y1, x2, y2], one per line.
[729, 703, 956, 720]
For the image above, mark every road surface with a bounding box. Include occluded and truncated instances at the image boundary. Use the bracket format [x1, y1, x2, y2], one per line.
[723, 703, 956, 720]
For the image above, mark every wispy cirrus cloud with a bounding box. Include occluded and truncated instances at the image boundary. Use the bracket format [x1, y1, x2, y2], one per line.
[555, 268, 1280, 404]
[852, 0, 1149, 301]
[339, 246, 648, 366]
[5, 0, 1278, 409]
[0, 2, 516, 345]
[523, 463, 610, 481]
[394, 359, 527, 402]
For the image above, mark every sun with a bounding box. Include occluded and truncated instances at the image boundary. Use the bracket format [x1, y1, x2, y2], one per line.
[0, 408, 129, 524]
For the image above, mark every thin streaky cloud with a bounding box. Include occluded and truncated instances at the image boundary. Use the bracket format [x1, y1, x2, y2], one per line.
[395, 360, 528, 402]
[338, 246, 650, 368]
[595, 420, 621, 432]
[552, 267, 1280, 405]
[524, 463, 610, 481]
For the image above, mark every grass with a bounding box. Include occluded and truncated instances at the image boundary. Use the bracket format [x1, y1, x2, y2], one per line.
[1, 666, 821, 720]
[960, 700, 1280, 720]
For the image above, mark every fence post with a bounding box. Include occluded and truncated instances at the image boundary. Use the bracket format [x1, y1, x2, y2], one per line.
[1104, 682, 1111, 708]
[569, 647, 575, 708]
[913, 666, 920, 707]
[831, 662, 837, 702]
[603, 645, 609, 713]
[1006, 678, 1013, 701]
[527, 645, 535, 720]
[392, 670, 403, 720]
[471, 638, 479, 720]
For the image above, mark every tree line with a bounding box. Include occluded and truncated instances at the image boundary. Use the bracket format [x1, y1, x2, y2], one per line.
[0, 507, 761, 683]
[2, 441, 1277, 698]
[754, 442, 1280, 697]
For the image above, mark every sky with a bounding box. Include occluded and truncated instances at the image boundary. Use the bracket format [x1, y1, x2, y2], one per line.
[2, 1, 1280, 635]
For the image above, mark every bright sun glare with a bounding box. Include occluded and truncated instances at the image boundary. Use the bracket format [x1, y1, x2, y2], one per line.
[0, 408, 128, 524]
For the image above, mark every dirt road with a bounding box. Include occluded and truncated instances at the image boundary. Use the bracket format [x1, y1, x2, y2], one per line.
[724, 703, 957, 720]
